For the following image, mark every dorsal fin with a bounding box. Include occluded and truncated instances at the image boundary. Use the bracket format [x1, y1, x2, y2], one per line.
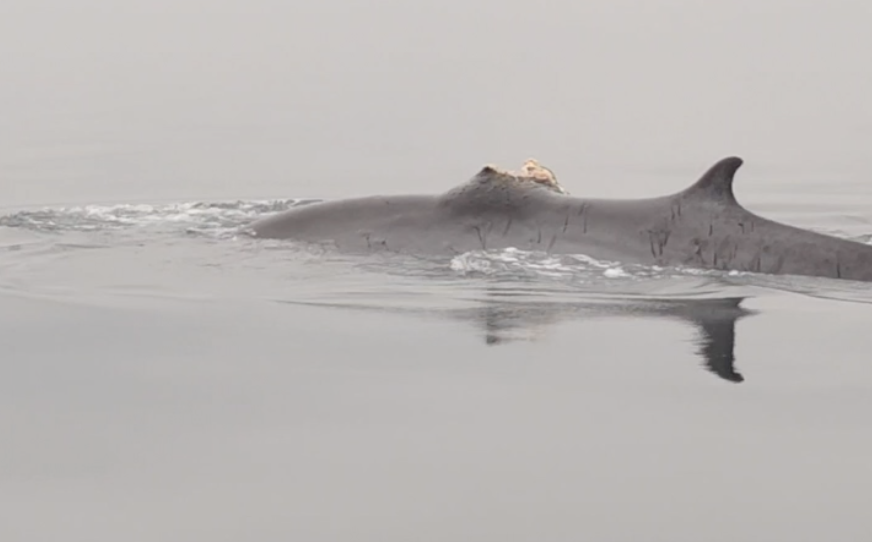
[683, 156, 744, 205]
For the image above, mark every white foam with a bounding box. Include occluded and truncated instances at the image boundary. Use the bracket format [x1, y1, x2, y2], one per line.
[449, 248, 639, 281]
[0, 199, 309, 238]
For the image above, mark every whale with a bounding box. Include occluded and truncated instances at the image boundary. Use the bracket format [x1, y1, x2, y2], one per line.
[246, 156, 872, 282]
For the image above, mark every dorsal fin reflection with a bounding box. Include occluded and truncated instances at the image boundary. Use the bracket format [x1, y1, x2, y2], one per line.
[281, 290, 756, 384]
[473, 293, 753, 383]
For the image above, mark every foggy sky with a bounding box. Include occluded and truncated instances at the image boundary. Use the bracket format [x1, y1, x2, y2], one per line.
[1, 0, 870, 205]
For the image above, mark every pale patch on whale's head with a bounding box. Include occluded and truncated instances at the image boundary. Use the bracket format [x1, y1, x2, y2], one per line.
[480, 158, 569, 195]
[521, 158, 567, 194]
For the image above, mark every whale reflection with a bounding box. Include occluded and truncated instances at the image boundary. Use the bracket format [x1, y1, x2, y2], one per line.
[279, 292, 756, 384]
[470, 294, 752, 383]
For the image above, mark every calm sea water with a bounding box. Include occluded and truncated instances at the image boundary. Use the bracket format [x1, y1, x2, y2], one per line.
[2, 1, 872, 541]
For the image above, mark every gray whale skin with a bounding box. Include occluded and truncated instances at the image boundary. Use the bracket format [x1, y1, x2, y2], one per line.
[247, 157, 872, 282]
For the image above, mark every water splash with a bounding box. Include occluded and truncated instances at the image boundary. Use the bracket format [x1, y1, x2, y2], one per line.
[0, 199, 320, 238]
[448, 247, 690, 284]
